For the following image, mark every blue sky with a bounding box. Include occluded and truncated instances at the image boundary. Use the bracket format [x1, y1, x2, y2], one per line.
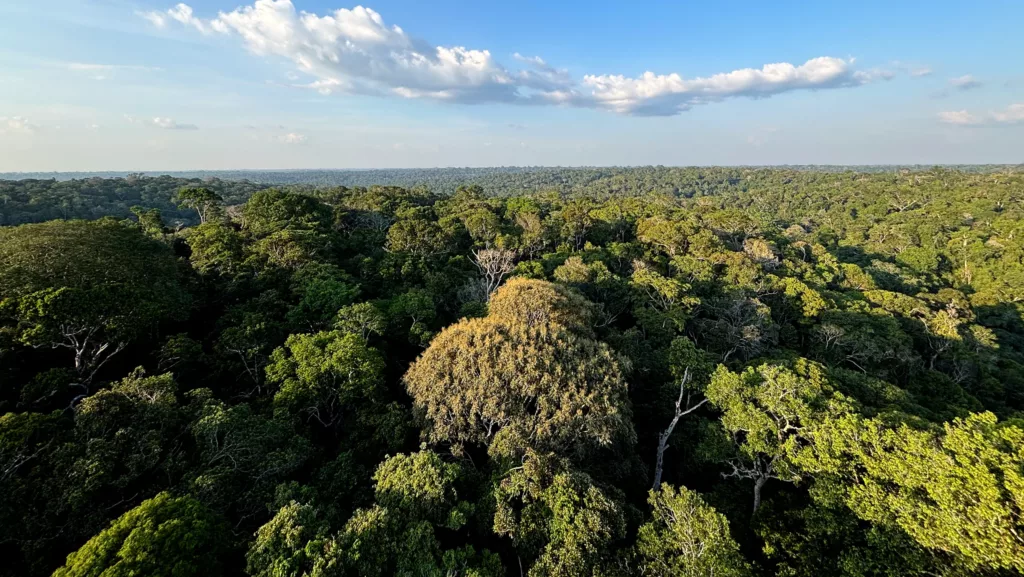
[1, 0, 1022, 170]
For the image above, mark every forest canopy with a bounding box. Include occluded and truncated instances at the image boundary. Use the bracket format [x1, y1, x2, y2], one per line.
[2, 166, 1024, 576]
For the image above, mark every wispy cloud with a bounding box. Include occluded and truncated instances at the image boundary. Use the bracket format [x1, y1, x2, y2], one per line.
[938, 103, 1024, 126]
[891, 61, 932, 78]
[949, 74, 982, 90]
[65, 62, 161, 81]
[279, 132, 307, 144]
[0, 116, 39, 135]
[126, 115, 199, 130]
[153, 117, 198, 130]
[937, 110, 982, 126]
[140, 3, 223, 34]
[140, 0, 895, 117]
[66, 62, 160, 72]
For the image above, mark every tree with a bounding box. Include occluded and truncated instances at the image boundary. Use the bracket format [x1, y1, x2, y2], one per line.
[51, 492, 228, 577]
[634, 484, 749, 577]
[471, 248, 516, 300]
[802, 411, 1024, 573]
[705, 360, 846, 515]
[385, 218, 451, 257]
[242, 189, 331, 237]
[175, 187, 224, 224]
[336, 451, 502, 577]
[486, 277, 595, 335]
[184, 221, 246, 276]
[246, 501, 341, 577]
[493, 451, 625, 577]
[334, 302, 386, 340]
[188, 393, 311, 516]
[404, 313, 633, 462]
[652, 340, 710, 489]
[266, 331, 386, 429]
[0, 220, 188, 386]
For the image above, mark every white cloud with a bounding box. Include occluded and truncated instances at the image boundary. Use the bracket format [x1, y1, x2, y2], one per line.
[0, 116, 38, 135]
[938, 110, 982, 125]
[152, 117, 199, 130]
[910, 67, 932, 77]
[949, 74, 982, 90]
[991, 103, 1024, 124]
[142, 1, 894, 116]
[65, 62, 161, 82]
[138, 10, 167, 28]
[938, 103, 1024, 126]
[579, 57, 884, 115]
[279, 132, 308, 144]
[140, 3, 216, 34]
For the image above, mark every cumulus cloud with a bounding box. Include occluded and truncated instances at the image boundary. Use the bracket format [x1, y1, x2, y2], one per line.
[0, 116, 39, 135]
[938, 103, 1024, 126]
[579, 57, 885, 115]
[910, 67, 932, 77]
[141, 0, 895, 116]
[949, 75, 982, 90]
[279, 132, 308, 144]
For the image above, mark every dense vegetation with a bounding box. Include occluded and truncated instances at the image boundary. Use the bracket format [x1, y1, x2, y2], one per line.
[4, 165, 1023, 226]
[2, 167, 1024, 576]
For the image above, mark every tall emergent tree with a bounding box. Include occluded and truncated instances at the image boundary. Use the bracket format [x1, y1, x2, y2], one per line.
[404, 279, 633, 462]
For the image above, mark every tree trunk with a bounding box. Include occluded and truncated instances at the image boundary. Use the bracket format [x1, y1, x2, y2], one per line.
[752, 475, 767, 516]
[653, 428, 671, 489]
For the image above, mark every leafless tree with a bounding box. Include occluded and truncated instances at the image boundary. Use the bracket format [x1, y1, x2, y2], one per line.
[652, 367, 708, 489]
[472, 248, 517, 300]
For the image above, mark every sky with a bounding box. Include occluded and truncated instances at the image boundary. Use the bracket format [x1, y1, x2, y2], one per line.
[0, 0, 1022, 171]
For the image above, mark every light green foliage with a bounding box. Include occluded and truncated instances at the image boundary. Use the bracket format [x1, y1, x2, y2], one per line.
[803, 412, 1024, 572]
[371, 450, 469, 526]
[51, 492, 227, 577]
[175, 187, 224, 224]
[267, 331, 385, 429]
[706, 360, 849, 513]
[184, 221, 246, 276]
[334, 302, 386, 340]
[634, 484, 749, 577]
[130, 206, 165, 238]
[336, 450, 501, 577]
[246, 501, 341, 577]
[493, 451, 625, 577]
[631, 261, 699, 314]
